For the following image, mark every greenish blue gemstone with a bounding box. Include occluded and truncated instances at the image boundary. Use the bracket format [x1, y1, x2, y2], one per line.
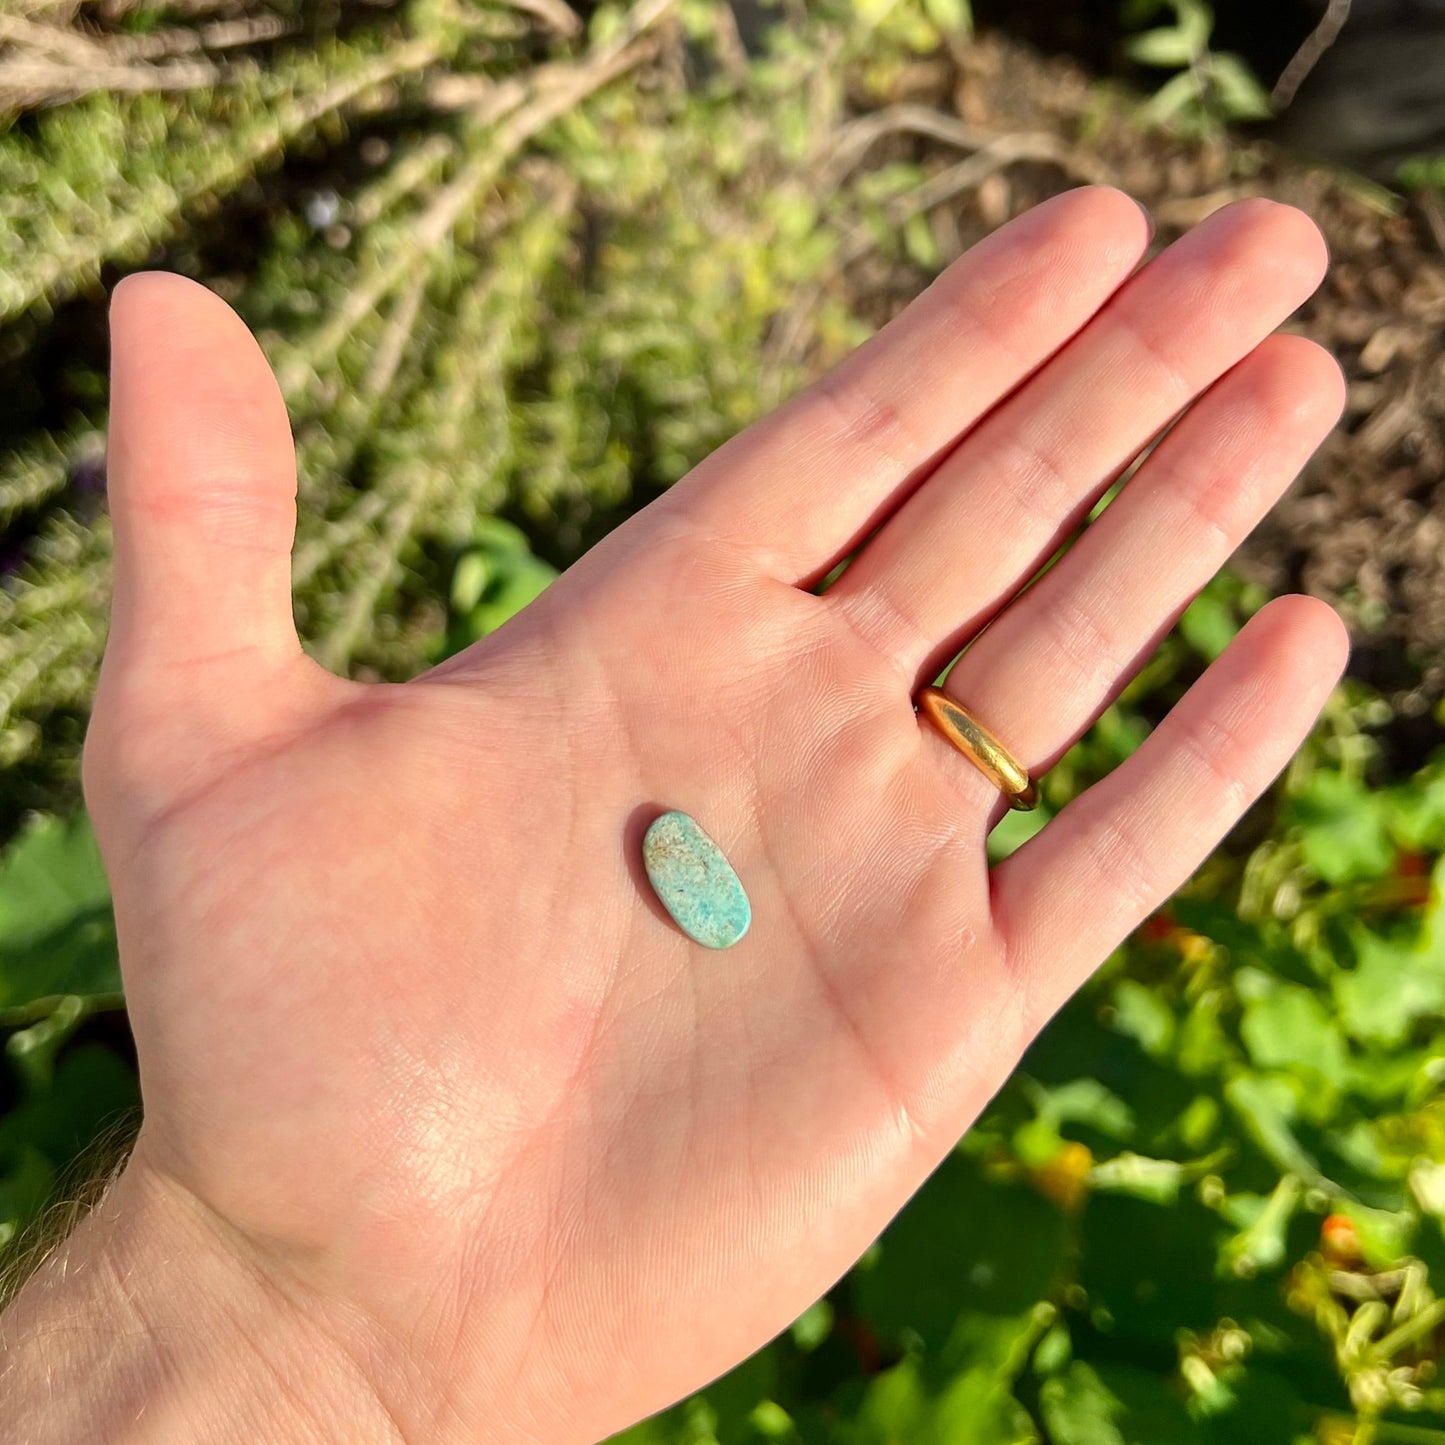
[642, 810, 751, 950]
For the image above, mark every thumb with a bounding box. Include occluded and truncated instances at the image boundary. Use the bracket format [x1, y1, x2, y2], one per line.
[89, 272, 326, 815]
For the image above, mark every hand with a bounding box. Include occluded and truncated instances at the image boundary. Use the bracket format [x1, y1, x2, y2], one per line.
[13, 189, 1346, 1443]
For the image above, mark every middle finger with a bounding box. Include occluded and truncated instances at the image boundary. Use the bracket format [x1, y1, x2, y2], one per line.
[827, 199, 1328, 683]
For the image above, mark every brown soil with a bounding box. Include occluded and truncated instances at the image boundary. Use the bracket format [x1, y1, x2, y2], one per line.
[838, 32, 1445, 720]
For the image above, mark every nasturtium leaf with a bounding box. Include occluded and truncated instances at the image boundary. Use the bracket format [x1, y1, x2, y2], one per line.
[1042, 1360, 1210, 1445]
[0, 812, 119, 1008]
[1110, 980, 1175, 1058]
[1334, 1199, 1416, 1268]
[929, 1361, 1039, 1444]
[1239, 984, 1350, 1094]
[1291, 772, 1395, 885]
[855, 1152, 1067, 1349]
[854, 1357, 930, 1442]
[1389, 768, 1445, 850]
[1332, 928, 1445, 1048]
[1040, 1360, 1127, 1445]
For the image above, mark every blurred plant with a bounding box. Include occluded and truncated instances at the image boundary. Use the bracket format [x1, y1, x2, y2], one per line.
[1398, 155, 1445, 194]
[0, 0, 980, 809]
[1123, 0, 1273, 135]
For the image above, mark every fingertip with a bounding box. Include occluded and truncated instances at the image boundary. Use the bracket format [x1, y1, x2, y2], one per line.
[1245, 592, 1351, 685]
[103, 265, 301, 688]
[1046, 183, 1155, 261]
[1244, 333, 1349, 432]
[111, 269, 216, 335]
[1213, 197, 1331, 290]
[109, 271, 257, 368]
[107, 269, 293, 494]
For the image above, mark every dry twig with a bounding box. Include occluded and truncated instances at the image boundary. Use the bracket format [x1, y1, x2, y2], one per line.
[1272, 0, 1351, 109]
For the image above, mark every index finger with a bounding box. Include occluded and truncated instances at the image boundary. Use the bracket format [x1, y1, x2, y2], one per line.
[656, 186, 1152, 585]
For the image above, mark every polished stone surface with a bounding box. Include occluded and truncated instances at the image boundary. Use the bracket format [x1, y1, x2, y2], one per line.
[642, 810, 751, 949]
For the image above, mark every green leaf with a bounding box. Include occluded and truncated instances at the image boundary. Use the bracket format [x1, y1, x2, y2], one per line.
[1291, 771, 1395, 885]
[1333, 928, 1445, 1048]
[1224, 1072, 1322, 1182]
[447, 522, 559, 649]
[1043, 1360, 1210, 1445]
[1142, 69, 1206, 125]
[1389, 764, 1445, 849]
[1207, 54, 1273, 121]
[855, 1152, 1067, 1349]
[987, 803, 1050, 862]
[1178, 588, 1240, 662]
[1174, 0, 1216, 53]
[0, 814, 118, 1009]
[902, 212, 942, 272]
[930, 1359, 1039, 1443]
[922, 0, 972, 36]
[1127, 26, 1198, 68]
[1111, 979, 1176, 1057]
[1239, 983, 1350, 1091]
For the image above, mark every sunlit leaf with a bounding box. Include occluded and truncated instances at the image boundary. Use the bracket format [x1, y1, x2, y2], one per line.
[0, 813, 118, 1009]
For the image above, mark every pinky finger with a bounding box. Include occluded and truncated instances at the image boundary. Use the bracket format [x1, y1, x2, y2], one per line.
[989, 595, 1348, 1029]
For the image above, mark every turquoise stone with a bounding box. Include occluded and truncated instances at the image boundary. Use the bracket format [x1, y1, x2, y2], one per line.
[642, 810, 751, 949]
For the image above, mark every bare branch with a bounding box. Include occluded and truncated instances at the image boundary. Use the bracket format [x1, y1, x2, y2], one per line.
[1272, 0, 1351, 110]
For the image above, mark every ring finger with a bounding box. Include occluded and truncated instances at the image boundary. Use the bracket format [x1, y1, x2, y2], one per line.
[921, 331, 1346, 816]
[828, 199, 1329, 684]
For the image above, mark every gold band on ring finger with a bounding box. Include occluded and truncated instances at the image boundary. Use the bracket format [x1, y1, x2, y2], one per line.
[917, 686, 1039, 812]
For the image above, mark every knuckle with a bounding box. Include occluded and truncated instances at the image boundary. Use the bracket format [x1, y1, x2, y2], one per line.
[1038, 590, 1119, 701]
[1177, 714, 1253, 815]
[1111, 304, 1194, 401]
[1087, 808, 1159, 921]
[996, 429, 1074, 531]
[810, 364, 924, 481]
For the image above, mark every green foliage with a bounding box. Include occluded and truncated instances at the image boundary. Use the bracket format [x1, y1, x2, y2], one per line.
[1123, 0, 1273, 135]
[0, 0, 947, 798]
[0, 814, 130, 1252]
[0, 813, 117, 1013]
[1398, 155, 1445, 194]
[444, 516, 558, 652]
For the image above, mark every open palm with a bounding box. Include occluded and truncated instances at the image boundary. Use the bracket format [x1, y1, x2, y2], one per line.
[85, 188, 1346, 1443]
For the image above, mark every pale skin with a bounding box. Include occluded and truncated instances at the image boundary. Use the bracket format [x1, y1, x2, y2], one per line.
[0, 188, 1349, 1443]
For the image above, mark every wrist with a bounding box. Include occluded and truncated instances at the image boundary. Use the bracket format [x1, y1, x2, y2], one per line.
[0, 1145, 403, 1444]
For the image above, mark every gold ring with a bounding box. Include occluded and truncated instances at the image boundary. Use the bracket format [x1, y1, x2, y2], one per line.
[916, 686, 1039, 812]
